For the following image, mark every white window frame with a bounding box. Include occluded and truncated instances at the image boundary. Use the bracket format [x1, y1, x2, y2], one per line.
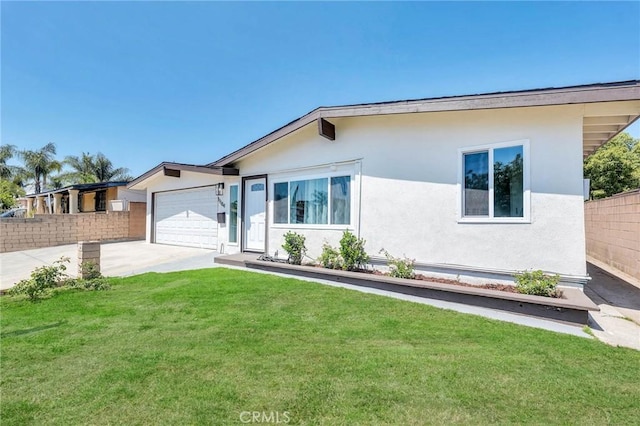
[271, 171, 354, 230]
[457, 139, 531, 223]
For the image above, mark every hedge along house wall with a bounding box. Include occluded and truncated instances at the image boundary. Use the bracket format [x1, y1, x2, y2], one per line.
[0, 202, 146, 253]
[585, 190, 640, 281]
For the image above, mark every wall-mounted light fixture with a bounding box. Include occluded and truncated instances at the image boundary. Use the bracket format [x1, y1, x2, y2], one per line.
[215, 182, 225, 196]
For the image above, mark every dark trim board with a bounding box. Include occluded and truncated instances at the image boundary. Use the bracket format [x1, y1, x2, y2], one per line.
[318, 118, 335, 140]
[164, 167, 181, 178]
[128, 162, 239, 189]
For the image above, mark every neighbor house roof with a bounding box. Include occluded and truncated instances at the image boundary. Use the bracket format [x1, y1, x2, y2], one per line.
[26, 181, 130, 197]
[209, 80, 640, 166]
[127, 162, 239, 190]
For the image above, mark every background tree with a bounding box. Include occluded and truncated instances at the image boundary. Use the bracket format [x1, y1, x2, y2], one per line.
[19, 142, 62, 193]
[48, 176, 66, 190]
[62, 152, 101, 184]
[0, 144, 26, 208]
[1, 144, 17, 179]
[0, 179, 25, 209]
[62, 152, 132, 184]
[93, 152, 132, 181]
[584, 132, 640, 199]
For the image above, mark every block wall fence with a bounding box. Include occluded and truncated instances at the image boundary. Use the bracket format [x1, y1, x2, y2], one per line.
[584, 190, 640, 281]
[0, 202, 146, 253]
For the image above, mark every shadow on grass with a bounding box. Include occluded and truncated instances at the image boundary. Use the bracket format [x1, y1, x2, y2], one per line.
[1, 321, 66, 338]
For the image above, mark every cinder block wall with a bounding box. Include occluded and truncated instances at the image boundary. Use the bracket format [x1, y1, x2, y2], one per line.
[0, 210, 145, 253]
[585, 190, 640, 280]
[128, 202, 146, 239]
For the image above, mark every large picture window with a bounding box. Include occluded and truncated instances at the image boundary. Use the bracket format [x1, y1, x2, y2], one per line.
[274, 175, 351, 225]
[460, 141, 529, 221]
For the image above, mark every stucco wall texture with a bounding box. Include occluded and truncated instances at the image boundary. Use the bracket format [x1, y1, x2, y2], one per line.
[142, 104, 606, 281]
[237, 105, 587, 277]
[585, 190, 640, 280]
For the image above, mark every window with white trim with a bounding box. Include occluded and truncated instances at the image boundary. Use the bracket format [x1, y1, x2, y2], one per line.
[460, 140, 529, 221]
[274, 175, 351, 225]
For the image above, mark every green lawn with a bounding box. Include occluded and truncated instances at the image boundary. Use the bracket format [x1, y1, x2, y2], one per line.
[1, 268, 639, 425]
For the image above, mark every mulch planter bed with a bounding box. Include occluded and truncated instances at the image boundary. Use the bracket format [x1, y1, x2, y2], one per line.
[373, 270, 522, 294]
[309, 264, 535, 296]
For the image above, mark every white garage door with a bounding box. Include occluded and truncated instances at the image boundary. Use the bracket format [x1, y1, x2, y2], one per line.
[154, 187, 218, 249]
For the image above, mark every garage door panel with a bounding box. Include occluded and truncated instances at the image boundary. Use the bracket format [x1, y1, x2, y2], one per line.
[154, 188, 218, 249]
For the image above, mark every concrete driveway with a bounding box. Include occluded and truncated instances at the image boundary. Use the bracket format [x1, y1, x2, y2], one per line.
[0, 241, 220, 290]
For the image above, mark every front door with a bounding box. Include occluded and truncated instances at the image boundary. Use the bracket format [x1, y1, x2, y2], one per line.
[244, 177, 266, 252]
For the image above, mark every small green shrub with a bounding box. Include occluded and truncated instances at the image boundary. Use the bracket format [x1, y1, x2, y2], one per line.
[74, 260, 109, 290]
[340, 230, 369, 271]
[7, 257, 70, 300]
[318, 243, 343, 269]
[65, 277, 111, 291]
[514, 270, 561, 297]
[282, 231, 307, 265]
[80, 260, 102, 280]
[380, 249, 416, 279]
[8, 256, 111, 300]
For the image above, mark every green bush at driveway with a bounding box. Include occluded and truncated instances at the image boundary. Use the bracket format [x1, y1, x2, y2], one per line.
[1, 268, 639, 425]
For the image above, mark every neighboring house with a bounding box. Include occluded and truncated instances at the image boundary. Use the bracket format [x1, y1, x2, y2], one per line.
[25, 181, 146, 215]
[128, 80, 640, 286]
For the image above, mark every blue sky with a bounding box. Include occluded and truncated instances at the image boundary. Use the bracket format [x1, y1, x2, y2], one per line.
[2, 1, 639, 178]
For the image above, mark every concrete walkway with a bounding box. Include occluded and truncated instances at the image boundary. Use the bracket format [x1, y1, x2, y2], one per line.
[584, 262, 640, 350]
[0, 241, 219, 289]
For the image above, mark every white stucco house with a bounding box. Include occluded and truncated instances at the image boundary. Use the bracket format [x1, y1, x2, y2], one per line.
[128, 80, 640, 286]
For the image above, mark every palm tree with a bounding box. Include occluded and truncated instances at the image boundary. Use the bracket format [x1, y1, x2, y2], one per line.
[62, 152, 100, 184]
[94, 153, 131, 181]
[20, 142, 62, 194]
[0, 144, 17, 180]
[49, 176, 66, 190]
[63, 152, 131, 183]
[20, 142, 62, 193]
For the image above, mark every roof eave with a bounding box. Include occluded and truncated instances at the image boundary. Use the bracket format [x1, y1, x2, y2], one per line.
[25, 181, 131, 197]
[127, 162, 239, 190]
[210, 80, 640, 167]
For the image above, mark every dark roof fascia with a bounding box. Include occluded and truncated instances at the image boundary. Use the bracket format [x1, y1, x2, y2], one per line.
[26, 181, 131, 197]
[127, 162, 239, 189]
[210, 80, 640, 167]
[73, 181, 130, 193]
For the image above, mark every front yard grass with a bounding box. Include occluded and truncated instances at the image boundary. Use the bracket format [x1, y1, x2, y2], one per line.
[1, 268, 639, 425]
